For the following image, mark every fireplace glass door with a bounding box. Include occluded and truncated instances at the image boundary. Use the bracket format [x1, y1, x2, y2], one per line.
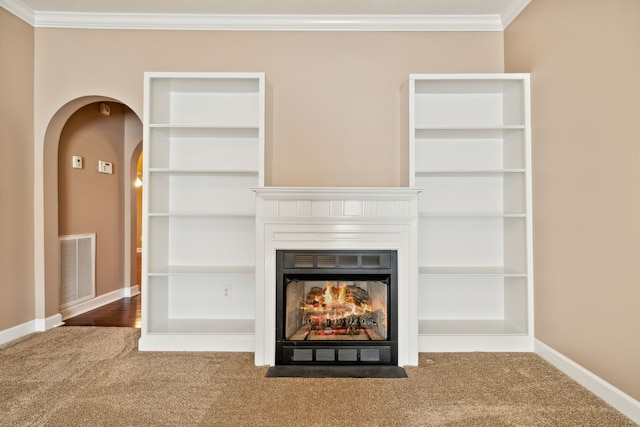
[285, 278, 388, 341]
[276, 250, 398, 365]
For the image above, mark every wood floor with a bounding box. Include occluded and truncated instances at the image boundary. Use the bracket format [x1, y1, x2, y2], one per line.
[62, 295, 141, 328]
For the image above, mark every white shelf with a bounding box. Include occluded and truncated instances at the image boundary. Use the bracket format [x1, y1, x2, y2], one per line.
[149, 265, 256, 276]
[415, 126, 524, 136]
[141, 72, 264, 351]
[148, 319, 255, 335]
[149, 168, 259, 175]
[418, 213, 526, 217]
[149, 124, 259, 132]
[410, 73, 533, 349]
[148, 212, 255, 217]
[415, 169, 525, 175]
[419, 319, 528, 336]
[419, 266, 527, 276]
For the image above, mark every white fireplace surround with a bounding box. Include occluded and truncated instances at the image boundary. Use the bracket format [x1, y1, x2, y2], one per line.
[254, 187, 420, 366]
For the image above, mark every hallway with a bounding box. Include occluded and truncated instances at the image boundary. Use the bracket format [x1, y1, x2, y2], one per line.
[62, 295, 141, 328]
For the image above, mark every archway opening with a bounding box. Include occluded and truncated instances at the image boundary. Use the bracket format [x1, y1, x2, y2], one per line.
[41, 97, 142, 324]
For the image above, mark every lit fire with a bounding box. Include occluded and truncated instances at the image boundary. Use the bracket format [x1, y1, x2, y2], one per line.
[301, 281, 377, 334]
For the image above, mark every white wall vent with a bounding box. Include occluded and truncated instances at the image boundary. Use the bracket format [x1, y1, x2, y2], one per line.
[59, 233, 96, 309]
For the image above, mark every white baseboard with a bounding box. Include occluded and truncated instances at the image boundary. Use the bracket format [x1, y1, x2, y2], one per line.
[0, 320, 36, 346]
[535, 339, 640, 425]
[124, 285, 140, 298]
[0, 313, 63, 346]
[35, 313, 64, 331]
[61, 287, 138, 320]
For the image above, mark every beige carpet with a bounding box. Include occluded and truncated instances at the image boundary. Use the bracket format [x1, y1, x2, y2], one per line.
[0, 327, 635, 426]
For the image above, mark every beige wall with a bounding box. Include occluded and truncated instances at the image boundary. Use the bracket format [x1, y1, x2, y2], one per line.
[58, 102, 126, 298]
[3, 1, 639, 405]
[0, 9, 35, 330]
[32, 29, 504, 319]
[506, 0, 640, 401]
[34, 30, 504, 186]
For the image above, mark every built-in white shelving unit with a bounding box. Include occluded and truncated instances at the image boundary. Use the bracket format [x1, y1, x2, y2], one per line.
[410, 74, 533, 351]
[139, 72, 264, 351]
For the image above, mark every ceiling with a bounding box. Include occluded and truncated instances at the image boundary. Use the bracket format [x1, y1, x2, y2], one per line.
[3, 0, 532, 30]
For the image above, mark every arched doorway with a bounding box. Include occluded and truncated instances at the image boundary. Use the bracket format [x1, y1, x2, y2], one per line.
[41, 97, 142, 323]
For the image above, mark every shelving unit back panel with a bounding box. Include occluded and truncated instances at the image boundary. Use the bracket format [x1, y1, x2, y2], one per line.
[415, 137, 504, 171]
[168, 93, 260, 126]
[417, 175, 505, 213]
[419, 217, 504, 267]
[414, 129, 525, 171]
[414, 93, 505, 127]
[418, 276, 505, 320]
[413, 79, 525, 127]
[149, 128, 259, 170]
[152, 77, 260, 94]
[167, 275, 255, 319]
[149, 174, 257, 214]
[149, 76, 261, 125]
[168, 217, 256, 266]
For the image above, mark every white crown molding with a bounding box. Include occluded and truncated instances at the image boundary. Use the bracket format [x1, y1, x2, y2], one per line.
[0, 0, 34, 24]
[0, 0, 508, 32]
[33, 12, 505, 31]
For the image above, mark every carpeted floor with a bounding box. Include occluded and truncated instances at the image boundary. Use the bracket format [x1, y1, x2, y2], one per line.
[0, 327, 635, 426]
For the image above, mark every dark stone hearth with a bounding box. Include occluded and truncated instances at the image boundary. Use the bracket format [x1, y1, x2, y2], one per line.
[266, 365, 407, 378]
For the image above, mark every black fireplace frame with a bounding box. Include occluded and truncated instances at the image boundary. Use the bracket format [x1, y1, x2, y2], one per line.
[275, 249, 398, 366]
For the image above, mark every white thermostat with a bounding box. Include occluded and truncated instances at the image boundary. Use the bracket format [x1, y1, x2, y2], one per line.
[98, 160, 113, 174]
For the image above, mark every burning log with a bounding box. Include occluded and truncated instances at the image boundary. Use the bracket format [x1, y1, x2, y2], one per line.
[299, 281, 384, 335]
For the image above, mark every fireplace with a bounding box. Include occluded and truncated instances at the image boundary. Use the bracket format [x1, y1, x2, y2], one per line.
[253, 187, 420, 368]
[276, 250, 398, 365]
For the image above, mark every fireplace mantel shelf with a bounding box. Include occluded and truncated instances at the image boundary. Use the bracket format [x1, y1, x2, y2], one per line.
[253, 187, 421, 197]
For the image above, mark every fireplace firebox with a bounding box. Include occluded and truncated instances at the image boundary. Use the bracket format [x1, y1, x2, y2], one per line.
[275, 250, 398, 366]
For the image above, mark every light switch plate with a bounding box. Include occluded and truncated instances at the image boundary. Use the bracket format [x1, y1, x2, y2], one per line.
[72, 156, 83, 169]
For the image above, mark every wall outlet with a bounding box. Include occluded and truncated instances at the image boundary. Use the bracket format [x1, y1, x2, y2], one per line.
[223, 286, 232, 300]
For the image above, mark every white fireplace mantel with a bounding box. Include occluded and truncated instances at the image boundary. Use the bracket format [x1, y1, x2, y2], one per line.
[253, 187, 420, 366]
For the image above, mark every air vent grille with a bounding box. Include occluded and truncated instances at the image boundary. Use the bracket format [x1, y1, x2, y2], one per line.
[338, 349, 358, 361]
[362, 255, 381, 267]
[293, 255, 314, 268]
[360, 349, 381, 362]
[315, 349, 336, 362]
[292, 349, 313, 362]
[283, 250, 393, 270]
[317, 255, 336, 268]
[59, 233, 96, 310]
[338, 255, 358, 268]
